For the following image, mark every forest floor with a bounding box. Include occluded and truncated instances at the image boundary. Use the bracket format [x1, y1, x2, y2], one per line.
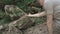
[24, 22, 48, 34]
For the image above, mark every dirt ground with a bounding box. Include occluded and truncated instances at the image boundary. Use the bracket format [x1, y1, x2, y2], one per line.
[24, 22, 48, 34]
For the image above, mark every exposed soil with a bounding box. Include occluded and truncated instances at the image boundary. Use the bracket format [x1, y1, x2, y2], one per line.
[24, 22, 48, 34]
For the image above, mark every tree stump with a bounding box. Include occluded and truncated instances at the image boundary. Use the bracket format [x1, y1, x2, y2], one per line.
[14, 15, 34, 29]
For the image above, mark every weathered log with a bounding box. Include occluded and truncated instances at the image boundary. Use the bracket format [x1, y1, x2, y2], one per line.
[8, 15, 34, 30]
